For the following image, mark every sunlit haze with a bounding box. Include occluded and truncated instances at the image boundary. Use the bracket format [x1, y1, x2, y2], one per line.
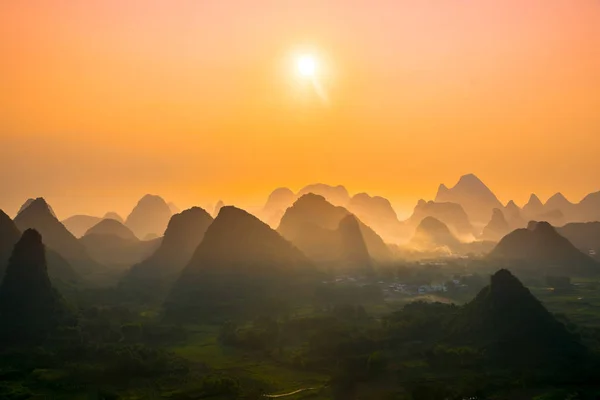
[2, 1, 600, 218]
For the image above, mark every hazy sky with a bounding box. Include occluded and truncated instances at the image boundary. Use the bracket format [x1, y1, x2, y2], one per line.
[1, 1, 600, 219]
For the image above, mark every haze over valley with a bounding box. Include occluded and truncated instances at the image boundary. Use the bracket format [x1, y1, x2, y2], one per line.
[2, 1, 600, 399]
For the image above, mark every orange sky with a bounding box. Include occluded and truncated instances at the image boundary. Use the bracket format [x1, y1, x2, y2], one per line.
[1, 0, 600, 219]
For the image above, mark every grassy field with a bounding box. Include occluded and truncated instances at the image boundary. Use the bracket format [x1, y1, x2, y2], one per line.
[170, 325, 330, 397]
[531, 280, 600, 328]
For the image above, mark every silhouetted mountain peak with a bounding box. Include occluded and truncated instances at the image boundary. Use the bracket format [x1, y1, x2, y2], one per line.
[489, 219, 598, 275]
[120, 207, 214, 298]
[546, 193, 574, 212]
[13, 228, 43, 258]
[167, 202, 180, 214]
[184, 205, 311, 274]
[280, 193, 348, 231]
[435, 174, 502, 224]
[457, 173, 486, 188]
[15, 199, 98, 273]
[163, 207, 213, 242]
[213, 200, 225, 217]
[505, 200, 519, 210]
[490, 268, 527, 296]
[264, 188, 294, 208]
[103, 212, 124, 223]
[418, 216, 450, 233]
[125, 194, 172, 239]
[548, 192, 568, 202]
[410, 217, 460, 252]
[436, 184, 449, 197]
[527, 194, 543, 207]
[455, 268, 586, 366]
[22, 198, 53, 216]
[17, 198, 57, 218]
[297, 183, 350, 206]
[407, 200, 474, 237]
[0, 229, 73, 342]
[527, 220, 556, 234]
[481, 209, 511, 241]
[84, 219, 138, 241]
[0, 209, 20, 243]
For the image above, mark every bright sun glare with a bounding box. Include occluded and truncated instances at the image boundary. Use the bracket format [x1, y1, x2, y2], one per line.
[297, 54, 317, 78]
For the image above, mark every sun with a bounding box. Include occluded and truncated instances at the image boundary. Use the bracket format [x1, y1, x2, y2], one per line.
[296, 54, 317, 78]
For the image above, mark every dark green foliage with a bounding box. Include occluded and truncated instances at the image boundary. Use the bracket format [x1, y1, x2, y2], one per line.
[451, 269, 586, 367]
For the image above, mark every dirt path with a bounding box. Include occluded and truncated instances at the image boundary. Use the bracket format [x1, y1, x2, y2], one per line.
[264, 387, 318, 398]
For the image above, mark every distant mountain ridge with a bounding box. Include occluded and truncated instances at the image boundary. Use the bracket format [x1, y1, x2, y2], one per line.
[408, 217, 461, 253]
[277, 194, 392, 270]
[488, 221, 599, 276]
[125, 194, 172, 239]
[404, 199, 474, 239]
[435, 174, 504, 225]
[14, 198, 101, 274]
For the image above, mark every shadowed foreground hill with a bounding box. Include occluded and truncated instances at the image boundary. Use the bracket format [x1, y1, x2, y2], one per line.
[166, 206, 317, 320]
[14, 198, 101, 275]
[488, 221, 599, 276]
[1, 209, 79, 287]
[451, 269, 585, 367]
[0, 230, 75, 344]
[121, 207, 213, 301]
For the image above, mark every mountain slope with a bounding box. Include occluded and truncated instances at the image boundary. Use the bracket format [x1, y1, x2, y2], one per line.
[452, 269, 585, 366]
[435, 174, 503, 225]
[347, 193, 402, 241]
[522, 194, 544, 219]
[405, 200, 474, 238]
[488, 221, 599, 276]
[167, 206, 315, 319]
[557, 222, 600, 259]
[261, 188, 295, 227]
[0, 229, 75, 343]
[0, 210, 21, 270]
[85, 219, 138, 241]
[409, 217, 461, 253]
[14, 198, 100, 274]
[278, 194, 392, 267]
[103, 212, 124, 223]
[481, 208, 511, 242]
[125, 194, 172, 239]
[296, 184, 350, 206]
[121, 207, 214, 300]
[1, 209, 79, 286]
